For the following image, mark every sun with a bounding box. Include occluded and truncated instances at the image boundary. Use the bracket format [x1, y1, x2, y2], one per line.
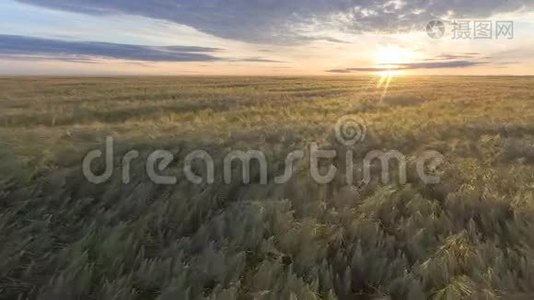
[372, 45, 417, 85]
[371, 45, 417, 101]
[375, 45, 416, 65]
[373, 46, 417, 76]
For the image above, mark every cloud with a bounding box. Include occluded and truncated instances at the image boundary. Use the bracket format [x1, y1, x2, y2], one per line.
[15, 0, 534, 43]
[0, 34, 223, 62]
[423, 53, 484, 61]
[232, 57, 287, 63]
[0, 54, 98, 64]
[398, 60, 488, 69]
[328, 52, 493, 73]
[327, 60, 487, 73]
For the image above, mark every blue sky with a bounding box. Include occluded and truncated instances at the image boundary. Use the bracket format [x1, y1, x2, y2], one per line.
[1, 0, 533, 75]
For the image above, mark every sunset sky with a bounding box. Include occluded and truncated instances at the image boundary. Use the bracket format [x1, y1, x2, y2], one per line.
[1, 0, 533, 75]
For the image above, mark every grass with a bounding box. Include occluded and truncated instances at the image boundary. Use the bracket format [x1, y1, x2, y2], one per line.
[1, 76, 534, 299]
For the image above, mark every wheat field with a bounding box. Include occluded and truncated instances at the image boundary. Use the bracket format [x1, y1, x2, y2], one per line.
[1, 76, 534, 299]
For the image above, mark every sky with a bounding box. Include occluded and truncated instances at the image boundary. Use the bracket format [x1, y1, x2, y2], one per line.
[0, 0, 533, 75]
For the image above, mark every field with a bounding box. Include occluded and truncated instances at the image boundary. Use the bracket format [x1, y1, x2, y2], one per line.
[1, 76, 534, 299]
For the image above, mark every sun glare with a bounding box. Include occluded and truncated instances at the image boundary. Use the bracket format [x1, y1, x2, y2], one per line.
[372, 46, 413, 102]
[375, 69, 403, 78]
